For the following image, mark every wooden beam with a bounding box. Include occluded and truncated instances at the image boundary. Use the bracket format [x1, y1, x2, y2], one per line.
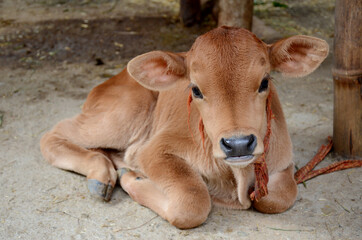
[333, 0, 362, 157]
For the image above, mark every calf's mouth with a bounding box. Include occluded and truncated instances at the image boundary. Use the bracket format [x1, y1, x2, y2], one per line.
[223, 154, 261, 167]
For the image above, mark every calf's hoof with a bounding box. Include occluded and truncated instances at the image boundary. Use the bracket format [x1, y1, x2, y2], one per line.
[87, 179, 114, 201]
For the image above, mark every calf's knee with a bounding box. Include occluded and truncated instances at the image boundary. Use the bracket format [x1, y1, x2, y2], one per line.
[253, 168, 298, 214]
[167, 190, 211, 229]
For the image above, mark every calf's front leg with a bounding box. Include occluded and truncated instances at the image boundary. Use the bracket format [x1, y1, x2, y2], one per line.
[119, 142, 211, 229]
[252, 164, 297, 213]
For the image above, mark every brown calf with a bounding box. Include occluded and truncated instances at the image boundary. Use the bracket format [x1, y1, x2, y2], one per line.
[40, 27, 329, 229]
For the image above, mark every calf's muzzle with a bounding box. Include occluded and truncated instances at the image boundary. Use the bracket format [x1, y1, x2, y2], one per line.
[220, 134, 257, 159]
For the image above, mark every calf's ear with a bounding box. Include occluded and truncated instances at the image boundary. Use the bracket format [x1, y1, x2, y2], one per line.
[127, 51, 186, 91]
[269, 36, 329, 77]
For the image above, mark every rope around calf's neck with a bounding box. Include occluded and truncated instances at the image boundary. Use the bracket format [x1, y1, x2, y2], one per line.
[249, 90, 274, 202]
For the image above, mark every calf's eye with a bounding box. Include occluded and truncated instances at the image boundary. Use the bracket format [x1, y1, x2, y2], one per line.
[192, 86, 203, 99]
[258, 77, 269, 93]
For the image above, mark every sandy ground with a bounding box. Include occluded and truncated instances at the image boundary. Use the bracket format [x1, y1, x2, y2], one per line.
[0, 0, 361, 239]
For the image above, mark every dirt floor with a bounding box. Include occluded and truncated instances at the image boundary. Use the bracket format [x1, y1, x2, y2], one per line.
[0, 0, 361, 239]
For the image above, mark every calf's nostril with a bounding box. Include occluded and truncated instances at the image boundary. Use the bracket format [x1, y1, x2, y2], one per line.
[221, 138, 232, 150]
[247, 134, 257, 152]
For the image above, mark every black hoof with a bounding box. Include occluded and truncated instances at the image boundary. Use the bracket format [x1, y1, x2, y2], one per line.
[87, 179, 114, 201]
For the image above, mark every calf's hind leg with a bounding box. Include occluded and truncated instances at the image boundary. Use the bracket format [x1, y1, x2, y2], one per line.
[40, 69, 157, 201]
[40, 118, 118, 201]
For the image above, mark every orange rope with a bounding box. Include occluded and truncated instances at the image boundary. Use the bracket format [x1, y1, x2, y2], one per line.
[198, 117, 206, 153]
[187, 91, 196, 144]
[250, 90, 273, 202]
[294, 137, 362, 184]
[187, 91, 206, 153]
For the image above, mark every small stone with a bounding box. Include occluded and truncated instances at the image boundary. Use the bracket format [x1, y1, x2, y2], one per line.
[321, 205, 336, 216]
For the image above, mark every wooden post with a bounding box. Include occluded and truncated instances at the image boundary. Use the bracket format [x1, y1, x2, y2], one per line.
[179, 0, 201, 27]
[333, 0, 362, 157]
[217, 0, 253, 30]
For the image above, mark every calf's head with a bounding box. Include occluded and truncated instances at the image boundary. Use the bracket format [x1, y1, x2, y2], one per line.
[127, 27, 328, 167]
